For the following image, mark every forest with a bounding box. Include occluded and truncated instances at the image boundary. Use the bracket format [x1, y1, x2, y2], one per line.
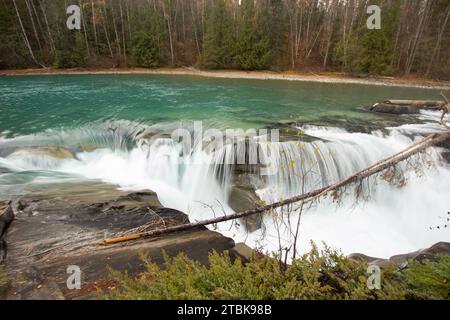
[1, 0, 449, 79]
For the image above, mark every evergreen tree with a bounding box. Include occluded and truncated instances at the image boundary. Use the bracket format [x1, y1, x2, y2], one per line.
[234, 0, 272, 70]
[201, 0, 234, 69]
[0, 0, 447, 78]
[130, 8, 164, 68]
[0, 1, 27, 68]
[332, 0, 399, 75]
[54, 31, 86, 68]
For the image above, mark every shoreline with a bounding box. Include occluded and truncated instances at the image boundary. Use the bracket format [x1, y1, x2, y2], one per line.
[1, 67, 450, 90]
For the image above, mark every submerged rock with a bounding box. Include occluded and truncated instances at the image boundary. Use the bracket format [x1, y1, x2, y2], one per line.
[6, 147, 77, 160]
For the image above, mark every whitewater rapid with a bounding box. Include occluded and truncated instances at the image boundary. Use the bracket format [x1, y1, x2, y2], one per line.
[0, 112, 449, 258]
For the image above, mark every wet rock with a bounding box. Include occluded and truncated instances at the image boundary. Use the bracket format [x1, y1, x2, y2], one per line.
[73, 144, 99, 153]
[369, 103, 419, 115]
[441, 152, 450, 163]
[232, 243, 259, 261]
[278, 126, 322, 143]
[347, 253, 391, 268]
[135, 128, 171, 145]
[389, 242, 450, 268]
[2, 182, 236, 300]
[349, 242, 450, 269]
[228, 186, 264, 233]
[306, 116, 422, 134]
[43, 229, 234, 300]
[233, 172, 265, 190]
[0, 202, 14, 237]
[435, 134, 450, 150]
[228, 171, 266, 233]
[435, 134, 450, 163]
[4, 267, 65, 300]
[0, 202, 14, 264]
[6, 147, 77, 160]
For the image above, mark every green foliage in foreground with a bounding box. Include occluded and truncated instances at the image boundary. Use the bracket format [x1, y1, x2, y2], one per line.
[402, 255, 450, 300]
[105, 245, 449, 300]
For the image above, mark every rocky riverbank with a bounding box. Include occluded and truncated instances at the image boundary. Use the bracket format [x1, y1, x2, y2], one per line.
[0, 181, 239, 300]
[2, 175, 449, 300]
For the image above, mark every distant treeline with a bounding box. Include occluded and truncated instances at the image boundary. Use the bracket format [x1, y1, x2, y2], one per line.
[1, 0, 449, 78]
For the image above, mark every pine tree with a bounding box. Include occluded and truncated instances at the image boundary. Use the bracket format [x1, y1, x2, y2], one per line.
[0, 1, 27, 68]
[333, 0, 399, 75]
[234, 0, 272, 70]
[201, 0, 233, 69]
[130, 6, 164, 68]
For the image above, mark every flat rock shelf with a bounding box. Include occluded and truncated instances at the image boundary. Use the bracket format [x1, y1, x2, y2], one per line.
[0, 181, 237, 300]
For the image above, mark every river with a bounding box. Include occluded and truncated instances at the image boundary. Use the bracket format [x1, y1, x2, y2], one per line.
[0, 74, 448, 258]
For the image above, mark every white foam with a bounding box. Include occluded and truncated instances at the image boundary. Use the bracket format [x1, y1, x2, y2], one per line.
[1, 122, 448, 259]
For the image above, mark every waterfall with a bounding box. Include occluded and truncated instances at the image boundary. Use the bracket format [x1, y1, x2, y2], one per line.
[0, 114, 449, 258]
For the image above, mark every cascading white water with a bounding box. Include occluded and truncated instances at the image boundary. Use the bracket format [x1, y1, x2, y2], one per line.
[249, 121, 449, 258]
[0, 112, 448, 258]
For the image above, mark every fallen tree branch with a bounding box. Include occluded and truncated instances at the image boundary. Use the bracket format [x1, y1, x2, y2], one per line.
[384, 99, 443, 106]
[102, 131, 450, 246]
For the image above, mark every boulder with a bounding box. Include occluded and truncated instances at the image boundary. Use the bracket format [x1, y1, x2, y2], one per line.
[232, 242, 262, 262]
[0, 202, 14, 264]
[347, 253, 391, 268]
[389, 242, 450, 268]
[228, 185, 264, 232]
[349, 242, 450, 269]
[433, 134, 450, 164]
[0, 202, 14, 237]
[441, 152, 450, 163]
[435, 133, 450, 150]
[369, 103, 419, 115]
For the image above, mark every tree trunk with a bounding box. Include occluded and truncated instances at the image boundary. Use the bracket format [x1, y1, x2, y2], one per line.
[24, 0, 42, 51]
[40, 0, 55, 55]
[119, 0, 127, 66]
[110, 2, 122, 63]
[161, 1, 175, 66]
[405, 0, 430, 75]
[78, 0, 91, 57]
[101, 2, 114, 60]
[91, 0, 98, 53]
[190, 0, 201, 57]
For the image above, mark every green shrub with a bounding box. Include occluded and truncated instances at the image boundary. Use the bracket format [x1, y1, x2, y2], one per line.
[105, 244, 429, 300]
[402, 255, 450, 300]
